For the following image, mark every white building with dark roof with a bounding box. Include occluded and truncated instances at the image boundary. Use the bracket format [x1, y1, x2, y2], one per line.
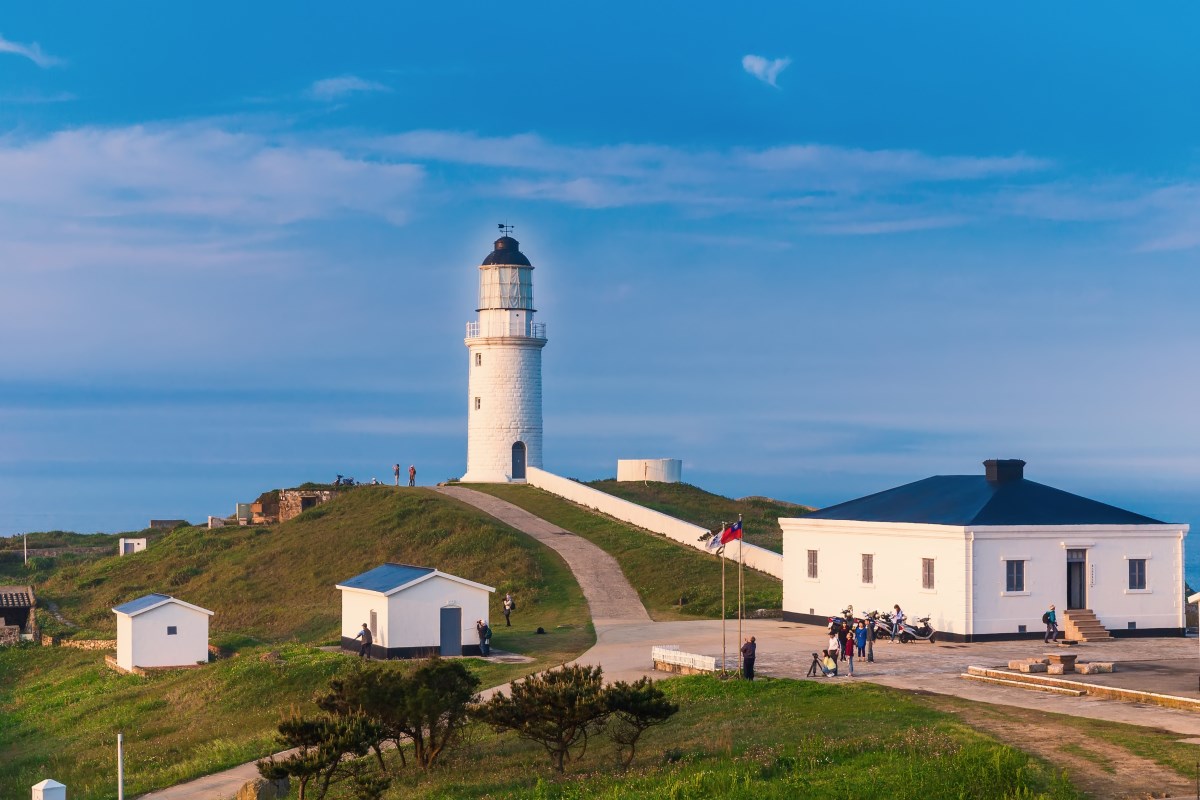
[782, 459, 1187, 641]
[337, 563, 495, 659]
[112, 594, 213, 671]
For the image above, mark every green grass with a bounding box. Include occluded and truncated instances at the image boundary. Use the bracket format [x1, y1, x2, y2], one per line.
[29, 487, 588, 644]
[319, 676, 1079, 799]
[0, 644, 345, 799]
[0, 487, 595, 798]
[463, 484, 781, 619]
[587, 480, 812, 554]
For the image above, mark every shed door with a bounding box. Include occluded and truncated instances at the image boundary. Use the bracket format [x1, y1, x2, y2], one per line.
[1066, 549, 1087, 610]
[440, 606, 462, 657]
[512, 441, 527, 480]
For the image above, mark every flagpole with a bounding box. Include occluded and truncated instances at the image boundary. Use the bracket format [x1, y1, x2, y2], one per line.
[720, 522, 726, 676]
[737, 514, 744, 676]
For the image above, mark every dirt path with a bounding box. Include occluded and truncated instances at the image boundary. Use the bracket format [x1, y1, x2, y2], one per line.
[435, 486, 651, 626]
[921, 694, 1192, 799]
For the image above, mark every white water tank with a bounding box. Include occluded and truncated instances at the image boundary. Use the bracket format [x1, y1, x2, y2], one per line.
[616, 459, 682, 483]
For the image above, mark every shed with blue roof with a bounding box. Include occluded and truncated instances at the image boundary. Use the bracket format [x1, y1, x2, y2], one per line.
[336, 563, 495, 659]
[781, 460, 1187, 641]
[112, 593, 213, 672]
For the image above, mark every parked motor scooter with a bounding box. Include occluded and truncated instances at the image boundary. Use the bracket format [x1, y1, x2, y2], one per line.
[897, 615, 937, 643]
[866, 609, 894, 641]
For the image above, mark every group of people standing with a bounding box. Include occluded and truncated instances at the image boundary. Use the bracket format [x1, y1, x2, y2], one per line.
[807, 619, 874, 678]
[392, 463, 417, 487]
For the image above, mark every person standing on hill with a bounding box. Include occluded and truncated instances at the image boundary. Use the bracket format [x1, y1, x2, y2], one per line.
[354, 623, 373, 660]
[741, 636, 756, 680]
[1043, 604, 1058, 643]
[476, 619, 492, 656]
[393, 464, 400, 486]
[503, 593, 514, 626]
[408, 465, 416, 487]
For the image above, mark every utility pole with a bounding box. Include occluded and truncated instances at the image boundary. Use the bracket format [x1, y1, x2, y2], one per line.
[24, 532, 28, 566]
[117, 733, 125, 800]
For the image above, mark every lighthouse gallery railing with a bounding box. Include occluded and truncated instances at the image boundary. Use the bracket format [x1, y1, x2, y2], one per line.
[466, 321, 546, 339]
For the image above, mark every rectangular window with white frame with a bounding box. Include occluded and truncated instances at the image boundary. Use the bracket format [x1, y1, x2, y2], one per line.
[861, 553, 873, 584]
[921, 558, 935, 590]
[1005, 559, 1025, 592]
[1128, 558, 1147, 590]
[806, 549, 818, 579]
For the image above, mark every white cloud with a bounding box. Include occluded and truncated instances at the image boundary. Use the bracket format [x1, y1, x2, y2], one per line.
[0, 33, 62, 68]
[742, 54, 791, 87]
[309, 75, 391, 101]
[0, 124, 423, 231]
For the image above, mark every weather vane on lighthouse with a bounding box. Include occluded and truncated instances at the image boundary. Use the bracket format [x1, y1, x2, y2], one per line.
[497, 222, 515, 236]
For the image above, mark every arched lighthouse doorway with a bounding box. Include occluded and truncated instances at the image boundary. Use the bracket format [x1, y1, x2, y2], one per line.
[512, 441, 527, 480]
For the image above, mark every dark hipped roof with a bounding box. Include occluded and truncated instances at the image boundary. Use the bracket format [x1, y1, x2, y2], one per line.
[481, 236, 532, 267]
[0, 586, 33, 609]
[807, 472, 1165, 527]
[339, 563, 435, 593]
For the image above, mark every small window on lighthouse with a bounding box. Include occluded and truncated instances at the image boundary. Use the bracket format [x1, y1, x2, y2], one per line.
[475, 353, 482, 367]
[475, 397, 481, 410]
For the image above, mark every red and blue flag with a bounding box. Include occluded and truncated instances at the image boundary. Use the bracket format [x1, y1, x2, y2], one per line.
[719, 520, 743, 545]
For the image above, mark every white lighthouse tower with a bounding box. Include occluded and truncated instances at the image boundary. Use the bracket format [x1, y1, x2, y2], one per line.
[460, 229, 547, 483]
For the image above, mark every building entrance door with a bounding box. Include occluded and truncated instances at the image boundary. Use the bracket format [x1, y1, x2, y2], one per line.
[512, 441, 527, 480]
[440, 606, 462, 657]
[1066, 549, 1087, 609]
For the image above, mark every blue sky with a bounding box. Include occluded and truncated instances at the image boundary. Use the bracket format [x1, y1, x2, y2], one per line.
[1, 4, 1197, 573]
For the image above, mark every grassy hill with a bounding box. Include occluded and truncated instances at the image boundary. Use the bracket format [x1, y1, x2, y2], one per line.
[587, 479, 812, 553]
[0, 487, 593, 799]
[464, 484, 782, 619]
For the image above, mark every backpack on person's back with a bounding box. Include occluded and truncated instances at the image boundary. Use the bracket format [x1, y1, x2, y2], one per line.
[1041, 611, 1051, 624]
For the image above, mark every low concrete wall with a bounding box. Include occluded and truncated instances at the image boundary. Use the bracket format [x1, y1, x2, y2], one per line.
[526, 467, 784, 579]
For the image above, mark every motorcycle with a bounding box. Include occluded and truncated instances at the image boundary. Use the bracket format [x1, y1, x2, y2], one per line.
[865, 609, 894, 641]
[897, 615, 937, 644]
[826, 605, 856, 635]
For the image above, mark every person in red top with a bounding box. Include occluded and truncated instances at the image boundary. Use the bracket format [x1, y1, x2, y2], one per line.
[408, 465, 416, 487]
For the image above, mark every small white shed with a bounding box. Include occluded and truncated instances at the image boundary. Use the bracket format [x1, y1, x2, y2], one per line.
[337, 563, 494, 658]
[118, 538, 147, 556]
[32, 779, 66, 800]
[112, 594, 213, 672]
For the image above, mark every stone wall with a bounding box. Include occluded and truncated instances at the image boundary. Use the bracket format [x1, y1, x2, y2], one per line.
[42, 634, 117, 650]
[0, 625, 19, 646]
[278, 489, 338, 523]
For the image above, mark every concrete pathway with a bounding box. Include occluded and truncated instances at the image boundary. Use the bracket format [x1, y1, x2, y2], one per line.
[435, 486, 651, 626]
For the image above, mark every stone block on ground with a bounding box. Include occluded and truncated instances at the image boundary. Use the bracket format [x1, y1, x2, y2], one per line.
[1018, 662, 1048, 673]
[1077, 662, 1114, 675]
[237, 777, 289, 800]
[1047, 663, 1065, 675]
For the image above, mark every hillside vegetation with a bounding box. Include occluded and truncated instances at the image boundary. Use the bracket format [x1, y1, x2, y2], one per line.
[0, 487, 593, 798]
[33, 487, 584, 645]
[464, 484, 782, 619]
[295, 675, 1079, 799]
[588, 479, 811, 553]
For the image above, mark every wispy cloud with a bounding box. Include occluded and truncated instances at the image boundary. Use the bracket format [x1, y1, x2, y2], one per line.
[308, 75, 391, 101]
[0, 124, 423, 231]
[0, 33, 62, 68]
[742, 54, 790, 88]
